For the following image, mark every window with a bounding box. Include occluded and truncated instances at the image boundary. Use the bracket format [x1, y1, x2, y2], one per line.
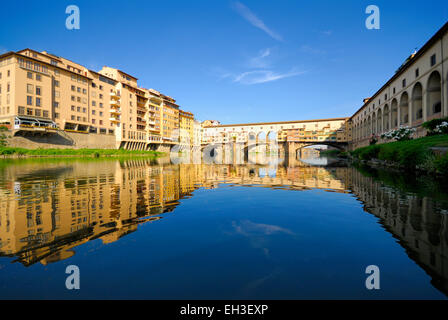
[51, 59, 58, 66]
[55, 113, 59, 119]
[77, 107, 81, 112]
[18, 106, 25, 115]
[36, 86, 41, 95]
[54, 69, 60, 76]
[36, 98, 41, 107]
[7, 70, 10, 77]
[92, 110, 96, 115]
[92, 101, 96, 106]
[35, 109, 41, 117]
[55, 91, 60, 98]
[71, 115, 75, 120]
[54, 80, 59, 87]
[385, 94, 387, 100]
[415, 68, 419, 78]
[77, 87, 81, 93]
[430, 54, 436, 66]
[27, 84, 34, 94]
[71, 106, 75, 111]
[27, 96, 33, 105]
[27, 72, 33, 79]
[54, 102, 59, 108]
[402, 79, 406, 88]
[92, 119, 96, 124]
[393, 87, 396, 94]
[27, 108, 33, 116]
[99, 111, 103, 116]
[43, 111, 49, 118]
[36, 74, 41, 81]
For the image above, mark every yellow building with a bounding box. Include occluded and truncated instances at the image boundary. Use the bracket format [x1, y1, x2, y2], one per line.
[0, 49, 195, 151]
[160, 94, 180, 144]
[179, 110, 194, 148]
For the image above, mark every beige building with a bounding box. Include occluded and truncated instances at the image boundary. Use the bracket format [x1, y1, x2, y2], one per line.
[179, 109, 194, 148]
[351, 22, 448, 149]
[0, 49, 194, 151]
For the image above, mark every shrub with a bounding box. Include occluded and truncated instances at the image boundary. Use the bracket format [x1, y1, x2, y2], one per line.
[434, 153, 448, 175]
[422, 117, 448, 136]
[381, 126, 416, 142]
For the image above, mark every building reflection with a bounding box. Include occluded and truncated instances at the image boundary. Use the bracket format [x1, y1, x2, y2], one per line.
[2, 157, 448, 298]
[0, 159, 348, 266]
[350, 168, 448, 296]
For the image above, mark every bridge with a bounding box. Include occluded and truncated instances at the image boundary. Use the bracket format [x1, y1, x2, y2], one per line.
[201, 117, 351, 155]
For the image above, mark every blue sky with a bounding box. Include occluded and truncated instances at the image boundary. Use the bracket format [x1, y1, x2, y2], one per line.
[1, 0, 447, 124]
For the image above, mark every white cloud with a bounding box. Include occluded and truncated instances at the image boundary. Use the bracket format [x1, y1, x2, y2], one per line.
[248, 48, 271, 68]
[232, 1, 283, 41]
[300, 45, 326, 55]
[233, 69, 304, 85]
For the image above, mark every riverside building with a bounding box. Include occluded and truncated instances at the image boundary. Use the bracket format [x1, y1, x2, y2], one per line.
[0, 49, 195, 151]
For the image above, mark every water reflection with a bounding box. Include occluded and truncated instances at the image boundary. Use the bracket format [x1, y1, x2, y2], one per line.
[0, 155, 447, 298]
[0, 158, 348, 267]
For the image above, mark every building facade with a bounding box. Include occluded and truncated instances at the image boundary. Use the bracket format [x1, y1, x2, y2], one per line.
[350, 22, 448, 149]
[0, 49, 195, 151]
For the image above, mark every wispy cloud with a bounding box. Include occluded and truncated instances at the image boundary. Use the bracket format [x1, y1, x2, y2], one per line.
[248, 48, 272, 68]
[300, 45, 326, 55]
[321, 30, 333, 36]
[233, 69, 304, 85]
[232, 1, 283, 41]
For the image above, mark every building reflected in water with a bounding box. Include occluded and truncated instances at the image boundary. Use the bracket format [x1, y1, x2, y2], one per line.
[1, 157, 448, 297]
[0, 158, 348, 266]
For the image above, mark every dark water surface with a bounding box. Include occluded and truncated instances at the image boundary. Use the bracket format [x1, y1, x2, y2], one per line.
[0, 155, 448, 299]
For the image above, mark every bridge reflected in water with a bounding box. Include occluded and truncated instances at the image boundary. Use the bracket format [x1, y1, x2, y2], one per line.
[0, 154, 447, 298]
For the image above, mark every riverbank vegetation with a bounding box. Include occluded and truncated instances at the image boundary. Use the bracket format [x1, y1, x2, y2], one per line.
[351, 134, 448, 175]
[0, 147, 164, 158]
[319, 149, 349, 158]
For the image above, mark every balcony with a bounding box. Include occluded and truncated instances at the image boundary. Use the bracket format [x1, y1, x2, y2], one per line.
[149, 96, 162, 104]
[110, 100, 120, 107]
[109, 116, 120, 123]
[110, 109, 121, 115]
[110, 91, 120, 100]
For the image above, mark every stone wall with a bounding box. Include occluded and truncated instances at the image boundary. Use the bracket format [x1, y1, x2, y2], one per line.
[7, 130, 118, 150]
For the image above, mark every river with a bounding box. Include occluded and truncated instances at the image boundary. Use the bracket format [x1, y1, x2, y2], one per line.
[0, 154, 447, 299]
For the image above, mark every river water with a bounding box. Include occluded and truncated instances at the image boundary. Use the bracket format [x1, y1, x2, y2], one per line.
[0, 154, 447, 299]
